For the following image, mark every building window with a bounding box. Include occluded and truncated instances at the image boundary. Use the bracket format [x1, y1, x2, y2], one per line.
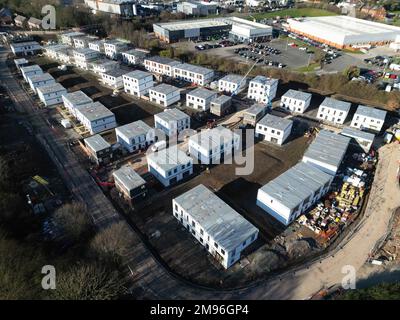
[214, 242, 218, 248]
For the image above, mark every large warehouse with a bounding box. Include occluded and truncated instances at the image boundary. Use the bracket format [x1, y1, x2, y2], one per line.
[153, 17, 272, 43]
[285, 15, 400, 49]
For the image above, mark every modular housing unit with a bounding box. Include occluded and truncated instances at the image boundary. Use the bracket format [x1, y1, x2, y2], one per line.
[317, 97, 351, 125]
[123, 70, 154, 98]
[115, 120, 155, 153]
[280, 89, 312, 113]
[121, 49, 148, 65]
[84, 134, 113, 165]
[37, 83, 67, 107]
[243, 103, 267, 127]
[20, 64, 43, 81]
[186, 87, 217, 111]
[10, 41, 41, 56]
[218, 74, 246, 94]
[27, 73, 55, 93]
[104, 39, 129, 60]
[255, 114, 293, 145]
[90, 59, 119, 75]
[101, 68, 127, 89]
[173, 63, 214, 86]
[341, 127, 375, 153]
[75, 101, 117, 134]
[144, 56, 180, 77]
[149, 84, 181, 107]
[147, 146, 193, 187]
[154, 108, 190, 137]
[247, 75, 278, 103]
[88, 40, 106, 53]
[73, 48, 100, 70]
[350, 105, 387, 132]
[62, 90, 93, 117]
[60, 31, 86, 46]
[173, 184, 259, 269]
[210, 95, 232, 116]
[113, 165, 147, 201]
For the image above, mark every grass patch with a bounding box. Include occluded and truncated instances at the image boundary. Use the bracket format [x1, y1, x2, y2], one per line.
[342, 49, 365, 54]
[296, 62, 320, 73]
[248, 8, 337, 20]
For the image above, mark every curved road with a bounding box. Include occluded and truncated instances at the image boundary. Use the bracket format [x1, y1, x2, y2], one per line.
[1, 45, 399, 299]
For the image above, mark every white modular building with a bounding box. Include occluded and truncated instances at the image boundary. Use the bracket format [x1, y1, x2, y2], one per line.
[242, 103, 267, 127]
[116, 120, 155, 153]
[44, 44, 70, 60]
[123, 70, 154, 98]
[60, 31, 86, 46]
[341, 127, 375, 153]
[62, 90, 93, 117]
[37, 83, 67, 107]
[154, 108, 190, 137]
[144, 56, 181, 77]
[88, 40, 105, 53]
[90, 59, 119, 75]
[186, 87, 217, 111]
[302, 130, 351, 176]
[73, 48, 100, 70]
[247, 75, 278, 103]
[10, 41, 41, 56]
[57, 49, 74, 65]
[14, 58, 28, 70]
[84, 134, 113, 165]
[210, 95, 232, 116]
[121, 49, 148, 66]
[149, 84, 181, 107]
[317, 98, 351, 125]
[173, 63, 214, 86]
[72, 35, 98, 49]
[255, 114, 293, 145]
[280, 89, 312, 113]
[75, 101, 117, 134]
[257, 162, 333, 226]
[350, 105, 387, 132]
[173, 184, 259, 269]
[20, 64, 43, 81]
[285, 16, 400, 49]
[101, 68, 127, 89]
[104, 39, 129, 60]
[188, 126, 240, 164]
[27, 73, 56, 93]
[228, 17, 273, 42]
[218, 74, 246, 94]
[113, 165, 147, 201]
[147, 146, 193, 187]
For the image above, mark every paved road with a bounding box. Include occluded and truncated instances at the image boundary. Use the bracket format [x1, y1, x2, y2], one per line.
[2, 45, 399, 300]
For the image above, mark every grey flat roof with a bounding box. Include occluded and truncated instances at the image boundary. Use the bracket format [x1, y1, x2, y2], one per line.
[124, 70, 152, 80]
[303, 130, 350, 169]
[320, 97, 351, 113]
[11, 41, 40, 48]
[84, 134, 111, 152]
[27, 73, 54, 82]
[63, 90, 93, 106]
[45, 44, 70, 52]
[147, 146, 191, 172]
[187, 87, 217, 100]
[103, 68, 128, 78]
[150, 83, 179, 95]
[282, 89, 312, 101]
[258, 114, 293, 131]
[145, 56, 180, 66]
[113, 165, 146, 191]
[14, 58, 28, 64]
[341, 127, 375, 142]
[174, 63, 213, 76]
[104, 39, 128, 46]
[91, 58, 118, 67]
[219, 74, 244, 84]
[211, 94, 231, 105]
[245, 103, 266, 116]
[122, 49, 147, 57]
[73, 47, 98, 55]
[174, 184, 258, 252]
[354, 105, 387, 121]
[78, 102, 114, 121]
[62, 31, 85, 38]
[154, 18, 229, 32]
[155, 108, 189, 123]
[189, 126, 239, 150]
[116, 120, 152, 139]
[21, 64, 42, 73]
[259, 162, 332, 210]
[250, 75, 278, 86]
[37, 83, 66, 95]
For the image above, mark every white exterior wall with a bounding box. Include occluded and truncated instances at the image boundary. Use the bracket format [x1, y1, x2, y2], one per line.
[101, 73, 124, 89]
[280, 95, 311, 113]
[255, 122, 292, 145]
[88, 42, 104, 53]
[154, 115, 190, 137]
[11, 42, 41, 55]
[73, 51, 99, 70]
[21, 69, 43, 81]
[317, 106, 348, 125]
[104, 43, 128, 60]
[186, 92, 217, 111]
[302, 156, 338, 176]
[218, 79, 245, 94]
[247, 79, 278, 103]
[123, 74, 154, 97]
[149, 89, 180, 107]
[121, 52, 145, 65]
[350, 114, 385, 132]
[28, 77, 56, 93]
[147, 158, 193, 187]
[116, 129, 155, 153]
[173, 67, 214, 86]
[37, 88, 67, 107]
[75, 112, 117, 134]
[144, 60, 175, 77]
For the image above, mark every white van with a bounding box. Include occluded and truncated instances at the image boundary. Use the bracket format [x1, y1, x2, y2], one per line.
[151, 140, 167, 152]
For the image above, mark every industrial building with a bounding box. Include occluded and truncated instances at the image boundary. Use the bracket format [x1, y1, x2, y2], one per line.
[350, 105, 387, 132]
[243, 104, 267, 127]
[84, 0, 137, 17]
[20, 65, 42, 81]
[302, 130, 351, 176]
[280, 89, 312, 114]
[317, 98, 351, 125]
[255, 114, 293, 145]
[149, 84, 181, 107]
[172, 184, 259, 269]
[341, 127, 375, 153]
[121, 49, 148, 66]
[176, 1, 217, 16]
[10, 41, 41, 56]
[101, 68, 127, 89]
[62, 90, 93, 117]
[113, 165, 147, 202]
[144, 56, 180, 77]
[173, 63, 214, 86]
[27, 73, 56, 93]
[228, 17, 273, 43]
[210, 95, 232, 116]
[257, 162, 333, 226]
[188, 126, 240, 164]
[84, 134, 113, 165]
[186, 87, 217, 111]
[116, 120, 155, 153]
[75, 101, 117, 134]
[104, 39, 129, 60]
[285, 15, 400, 49]
[37, 83, 67, 107]
[247, 75, 278, 104]
[123, 70, 154, 98]
[154, 108, 190, 137]
[218, 74, 246, 94]
[147, 146, 193, 187]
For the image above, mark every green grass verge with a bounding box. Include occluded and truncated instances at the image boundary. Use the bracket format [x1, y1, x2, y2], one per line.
[248, 8, 338, 20]
[296, 63, 321, 73]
